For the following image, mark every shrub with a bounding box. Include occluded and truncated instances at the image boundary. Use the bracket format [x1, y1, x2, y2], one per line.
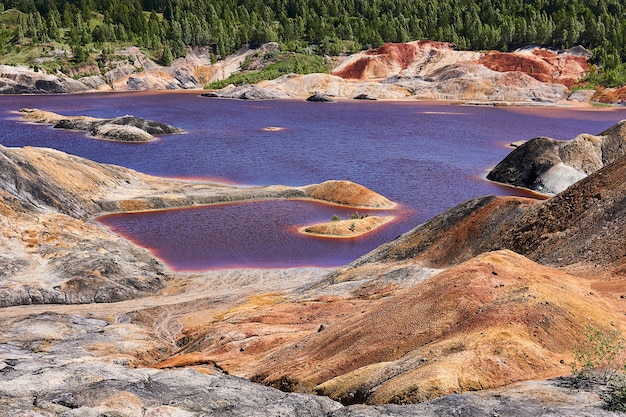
[571, 324, 625, 383]
[570, 324, 626, 412]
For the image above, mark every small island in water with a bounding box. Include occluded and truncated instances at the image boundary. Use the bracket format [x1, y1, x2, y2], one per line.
[299, 215, 394, 238]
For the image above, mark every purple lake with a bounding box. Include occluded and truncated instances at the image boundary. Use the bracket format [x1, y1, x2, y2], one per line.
[1, 91, 625, 270]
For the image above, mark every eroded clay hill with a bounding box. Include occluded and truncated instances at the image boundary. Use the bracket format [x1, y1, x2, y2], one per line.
[251, 250, 615, 404]
[157, 140, 626, 405]
[333, 41, 588, 86]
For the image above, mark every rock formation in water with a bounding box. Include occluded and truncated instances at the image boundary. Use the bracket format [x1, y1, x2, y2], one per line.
[487, 119, 626, 194]
[1, 121, 626, 415]
[19, 108, 185, 142]
[306, 92, 334, 102]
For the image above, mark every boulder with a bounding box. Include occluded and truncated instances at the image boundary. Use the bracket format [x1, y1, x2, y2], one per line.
[90, 123, 154, 142]
[487, 120, 626, 194]
[104, 115, 185, 135]
[306, 92, 333, 102]
[568, 89, 596, 102]
[353, 93, 377, 100]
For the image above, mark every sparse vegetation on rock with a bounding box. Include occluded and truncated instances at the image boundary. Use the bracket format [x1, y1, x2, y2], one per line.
[18, 108, 185, 142]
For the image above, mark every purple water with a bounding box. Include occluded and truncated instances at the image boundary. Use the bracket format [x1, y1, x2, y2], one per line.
[1, 92, 625, 269]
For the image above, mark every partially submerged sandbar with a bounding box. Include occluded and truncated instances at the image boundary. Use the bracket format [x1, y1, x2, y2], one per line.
[299, 215, 394, 238]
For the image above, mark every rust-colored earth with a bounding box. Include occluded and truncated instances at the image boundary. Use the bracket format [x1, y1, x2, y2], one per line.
[332, 40, 588, 88]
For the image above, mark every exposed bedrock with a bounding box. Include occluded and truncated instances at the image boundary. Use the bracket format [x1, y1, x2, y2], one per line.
[332, 41, 589, 87]
[1, 311, 618, 416]
[0, 65, 91, 94]
[250, 250, 617, 404]
[487, 120, 626, 195]
[19, 108, 185, 142]
[1, 41, 606, 104]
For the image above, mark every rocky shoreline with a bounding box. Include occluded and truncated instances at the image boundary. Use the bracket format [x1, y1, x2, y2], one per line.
[2, 40, 625, 105]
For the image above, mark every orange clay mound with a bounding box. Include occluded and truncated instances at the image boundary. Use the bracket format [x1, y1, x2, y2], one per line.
[300, 216, 393, 238]
[304, 180, 394, 208]
[479, 50, 588, 87]
[250, 250, 619, 404]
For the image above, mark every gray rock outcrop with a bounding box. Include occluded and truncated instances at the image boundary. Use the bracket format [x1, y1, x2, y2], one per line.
[202, 84, 287, 100]
[0, 65, 91, 94]
[20, 108, 185, 142]
[487, 120, 626, 194]
[306, 92, 333, 102]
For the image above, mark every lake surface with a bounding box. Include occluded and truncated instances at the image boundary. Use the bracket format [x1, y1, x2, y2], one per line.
[1, 92, 625, 270]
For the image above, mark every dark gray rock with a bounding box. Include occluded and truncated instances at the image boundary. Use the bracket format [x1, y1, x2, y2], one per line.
[173, 66, 199, 88]
[306, 92, 333, 102]
[54, 118, 96, 131]
[104, 115, 185, 135]
[487, 121, 626, 195]
[52, 114, 184, 142]
[353, 94, 377, 100]
[0, 78, 40, 94]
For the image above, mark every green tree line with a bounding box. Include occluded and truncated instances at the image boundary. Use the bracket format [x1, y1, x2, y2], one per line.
[1, 0, 625, 84]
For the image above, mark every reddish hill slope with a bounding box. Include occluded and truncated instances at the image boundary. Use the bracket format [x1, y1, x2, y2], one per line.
[158, 132, 626, 406]
[332, 40, 589, 87]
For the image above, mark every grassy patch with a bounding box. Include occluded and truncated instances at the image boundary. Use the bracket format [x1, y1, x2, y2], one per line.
[205, 51, 333, 90]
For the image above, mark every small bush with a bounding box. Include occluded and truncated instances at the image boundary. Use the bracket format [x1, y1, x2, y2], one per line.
[331, 215, 340, 222]
[571, 324, 625, 383]
[571, 324, 626, 412]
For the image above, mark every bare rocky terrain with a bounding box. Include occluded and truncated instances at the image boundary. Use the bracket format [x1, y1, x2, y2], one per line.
[0, 40, 613, 104]
[1, 108, 625, 415]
